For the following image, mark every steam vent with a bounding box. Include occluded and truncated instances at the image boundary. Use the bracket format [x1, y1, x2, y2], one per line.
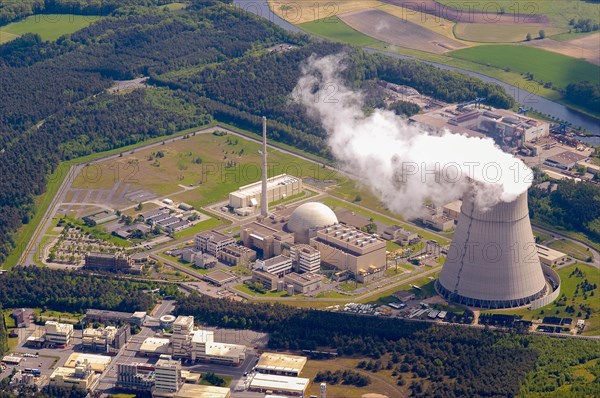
[436, 191, 547, 309]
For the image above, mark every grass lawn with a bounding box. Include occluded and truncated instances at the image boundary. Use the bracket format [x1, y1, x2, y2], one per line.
[158, 253, 212, 275]
[533, 231, 553, 244]
[362, 272, 439, 305]
[449, 45, 600, 89]
[0, 14, 102, 42]
[301, 356, 407, 398]
[199, 373, 233, 387]
[492, 263, 600, 335]
[160, 2, 188, 10]
[548, 239, 594, 262]
[339, 281, 364, 292]
[173, 215, 226, 240]
[233, 284, 290, 298]
[315, 291, 349, 299]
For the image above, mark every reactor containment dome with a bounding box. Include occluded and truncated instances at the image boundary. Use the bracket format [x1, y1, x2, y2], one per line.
[436, 191, 547, 309]
[287, 202, 338, 244]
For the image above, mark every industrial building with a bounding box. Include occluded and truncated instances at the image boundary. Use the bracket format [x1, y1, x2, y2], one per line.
[283, 272, 322, 294]
[310, 224, 387, 282]
[202, 270, 238, 286]
[290, 244, 321, 273]
[421, 205, 455, 232]
[381, 226, 419, 246]
[44, 321, 73, 346]
[544, 150, 588, 170]
[537, 244, 568, 267]
[82, 326, 117, 352]
[85, 309, 139, 325]
[84, 252, 139, 273]
[174, 385, 231, 398]
[116, 362, 155, 392]
[286, 202, 339, 244]
[153, 356, 182, 397]
[229, 174, 302, 210]
[218, 244, 257, 266]
[255, 255, 293, 277]
[194, 230, 236, 256]
[251, 269, 281, 290]
[11, 308, 34, 328]
[411, 105, 550, 151]
[248, 373, 310, 396]
[241, 221, 294, 259]
[140, 337, 171, 357]
[255, 352, 307, 377]
[437, 191, 550, 308]
[64, 353, 112, 373]
[49, 361, 98, 391]
[169, 316, 247, 366]
[442, 200, 462, 221]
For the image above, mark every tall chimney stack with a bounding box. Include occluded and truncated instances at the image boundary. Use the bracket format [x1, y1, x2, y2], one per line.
[261, 116, 268, 217]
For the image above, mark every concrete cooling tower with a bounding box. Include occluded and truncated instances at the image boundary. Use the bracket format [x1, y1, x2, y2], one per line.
[436, 191, 547, 308]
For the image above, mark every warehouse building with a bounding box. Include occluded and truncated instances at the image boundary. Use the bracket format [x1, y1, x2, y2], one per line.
[249, 373, 310, 396]
[537, 244, 568, 267]
[256, 353, 307, 377]
[442, 200, 463, 221]
[82, 326, 118, 352]
[544, 150, 588, 170]
[229, 174, 302, 209]
[310, 224, 386, 282]
[421, 205, 455, 232]
[140, 338, 171, 357]
[174, 385, 231, 398]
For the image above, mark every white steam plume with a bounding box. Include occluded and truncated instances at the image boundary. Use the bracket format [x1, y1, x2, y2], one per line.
[293, 54, 533, 217]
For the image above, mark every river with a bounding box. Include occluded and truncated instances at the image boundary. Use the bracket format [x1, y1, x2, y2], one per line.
[232, 0, 600, 143]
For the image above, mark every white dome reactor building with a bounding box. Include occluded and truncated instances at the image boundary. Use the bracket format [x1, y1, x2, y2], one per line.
[287, 202, 338, 244]
[436, 191, 548, 309]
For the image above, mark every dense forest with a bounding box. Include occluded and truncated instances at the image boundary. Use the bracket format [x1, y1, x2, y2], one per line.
[0, 0, 172, 24]
[176, 293, 600, 397]
[0, 266, 158, 312]
[565, 81, 600, 114]
[0, 2, 514, 266]
[529, 178, 600, 241]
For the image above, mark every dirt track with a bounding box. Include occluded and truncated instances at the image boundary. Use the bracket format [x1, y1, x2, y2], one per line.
[382, 0, 549, 25]
[340, 8, 466, 53]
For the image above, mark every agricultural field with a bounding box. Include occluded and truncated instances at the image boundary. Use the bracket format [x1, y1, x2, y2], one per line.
[449, 44, 600, 89]
[521, 33, 600, 65]
[0, 14, 102, 42]
[268, 0, 383, 24]
[454, 23, 562, 43]
[339, 8, 466, 53]
[299, 16, 381, 46]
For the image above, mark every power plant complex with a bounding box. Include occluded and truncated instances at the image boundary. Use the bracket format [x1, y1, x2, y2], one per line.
[436, 190, 560, 309]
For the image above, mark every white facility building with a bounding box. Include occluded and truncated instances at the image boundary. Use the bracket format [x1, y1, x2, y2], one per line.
[229, 174, 302, 209]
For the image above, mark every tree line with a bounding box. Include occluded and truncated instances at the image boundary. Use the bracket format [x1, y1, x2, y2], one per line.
[529, 178, 600, 241]
[176, 293, 544, 397]
[0, 266, 157, 313]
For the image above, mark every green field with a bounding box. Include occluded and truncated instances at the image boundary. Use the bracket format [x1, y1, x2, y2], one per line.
[0, 14, 102, 42]
[450, 45, 600, 89]
[454, 23, 562, 43]
[300, 16, 380, 46]
[492, 263, 600, 335]
[548, 239, 593, 262]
